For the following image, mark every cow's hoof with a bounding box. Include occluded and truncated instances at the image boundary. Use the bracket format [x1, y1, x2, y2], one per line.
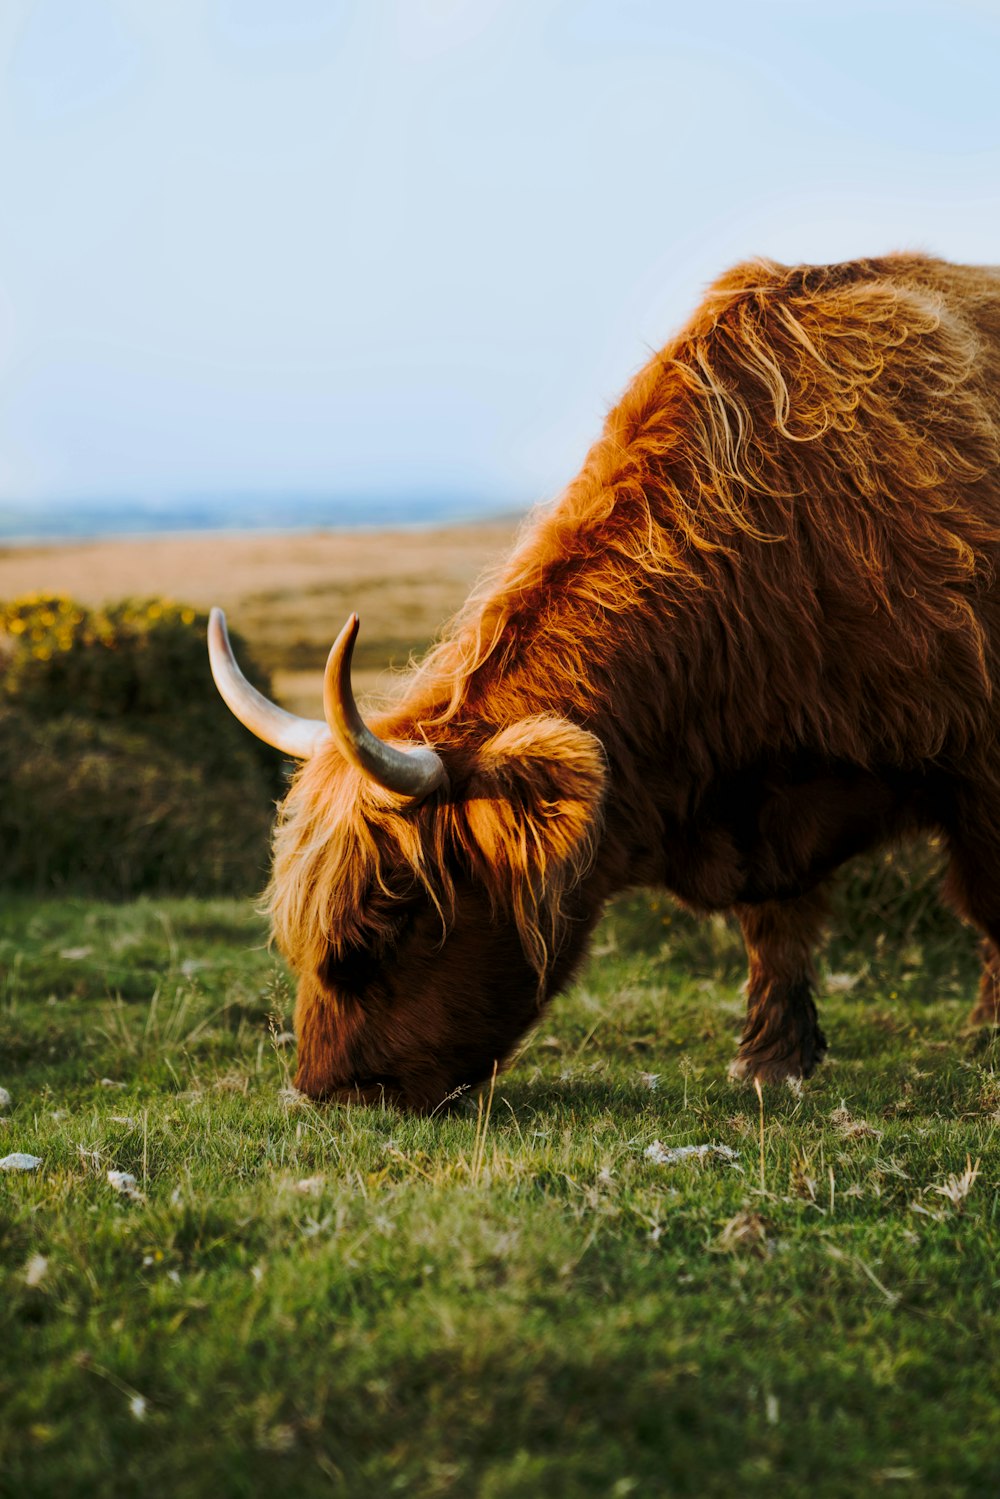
[728, 1055, 803, 1086]
[963, 1003, 1000, 1032]
[961, 1010, 1000, 1053]
[728, 1046, 825, 1086]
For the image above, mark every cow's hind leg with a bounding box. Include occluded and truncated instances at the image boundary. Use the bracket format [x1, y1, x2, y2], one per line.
[967, 939, 1000, 1029]
[943, 825, 1000, 1031]
[729, 892, 828, 1085]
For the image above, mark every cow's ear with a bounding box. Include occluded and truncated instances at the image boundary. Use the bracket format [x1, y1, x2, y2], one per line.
[455, 716, 606, 885]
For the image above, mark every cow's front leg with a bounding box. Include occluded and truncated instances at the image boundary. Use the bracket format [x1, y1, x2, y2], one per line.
[728, 893, 828, 1084]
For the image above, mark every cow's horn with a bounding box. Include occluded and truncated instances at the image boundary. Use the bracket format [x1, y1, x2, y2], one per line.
[324, 614, 447, 799]
[208, 607, 330, 759]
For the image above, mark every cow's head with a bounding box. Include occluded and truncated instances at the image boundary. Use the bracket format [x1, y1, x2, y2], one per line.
[209, 611, 606, 1110]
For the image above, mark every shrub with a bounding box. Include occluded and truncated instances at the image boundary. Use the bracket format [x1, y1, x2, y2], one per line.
[0, 595, 284, 897]
[0, 709, 278, 897]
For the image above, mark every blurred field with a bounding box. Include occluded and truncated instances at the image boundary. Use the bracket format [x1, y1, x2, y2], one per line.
[0, 520, 519, 713]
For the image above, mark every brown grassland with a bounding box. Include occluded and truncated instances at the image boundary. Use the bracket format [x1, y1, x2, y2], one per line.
[0, 520, 518, 713]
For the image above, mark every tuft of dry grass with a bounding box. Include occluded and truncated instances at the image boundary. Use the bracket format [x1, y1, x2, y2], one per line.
[931, 1155, 981, 1212]
[715, 1211, 771, 1256]
[829, 1103, 883, 1141]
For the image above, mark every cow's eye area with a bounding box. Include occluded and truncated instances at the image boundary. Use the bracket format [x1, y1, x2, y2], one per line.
[323, 904, 421, 995]
[323, 943, 382, 995]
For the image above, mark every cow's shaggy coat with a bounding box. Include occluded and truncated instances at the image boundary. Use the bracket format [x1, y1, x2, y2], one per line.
[267, 254, 1000, 1107]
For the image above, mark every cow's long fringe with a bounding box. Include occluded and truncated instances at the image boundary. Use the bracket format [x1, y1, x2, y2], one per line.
[268, 716, 606, 985]
[269, 253, 1000, 980]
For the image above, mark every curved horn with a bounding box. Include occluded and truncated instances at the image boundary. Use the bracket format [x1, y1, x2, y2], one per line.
[323, 614, 447, 799]
[208, 607, 330, 759]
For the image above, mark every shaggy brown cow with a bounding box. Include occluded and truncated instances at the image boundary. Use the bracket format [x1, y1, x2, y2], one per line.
[210, 253, 1000, 1111]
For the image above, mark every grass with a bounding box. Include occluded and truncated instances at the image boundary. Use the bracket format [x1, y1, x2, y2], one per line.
[2, 891, 999, 1497]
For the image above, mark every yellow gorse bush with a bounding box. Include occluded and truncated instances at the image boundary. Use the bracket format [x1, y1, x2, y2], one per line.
[0, 594, 199, 625]
[1, 594, 196, 655]
[1, 594, 206, 720]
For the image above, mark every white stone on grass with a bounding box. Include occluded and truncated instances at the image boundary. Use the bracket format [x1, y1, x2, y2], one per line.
[0, 1153, 41, 1171]
[107, 1169, 145, 1203]
[644, 1141, 740, 1167]
[293, 1175, 325, 1196]
[24, 1254, 48, 1288]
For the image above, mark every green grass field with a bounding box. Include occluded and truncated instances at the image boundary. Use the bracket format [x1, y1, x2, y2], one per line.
[2, 890, 999, 1498]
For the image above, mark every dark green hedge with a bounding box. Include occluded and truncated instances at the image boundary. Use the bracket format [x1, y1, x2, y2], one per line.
[1, 595, 284, 897]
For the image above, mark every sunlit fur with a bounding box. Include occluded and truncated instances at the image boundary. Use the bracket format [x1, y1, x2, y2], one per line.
[267, 254, 1000, 1106]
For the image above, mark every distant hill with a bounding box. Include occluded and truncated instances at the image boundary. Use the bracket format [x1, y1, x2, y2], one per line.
[0, 492, 519, 545]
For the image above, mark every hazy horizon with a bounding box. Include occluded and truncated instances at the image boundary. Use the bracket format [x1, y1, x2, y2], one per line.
[3, 0, 999, 519]
[0, 487, 521, 545]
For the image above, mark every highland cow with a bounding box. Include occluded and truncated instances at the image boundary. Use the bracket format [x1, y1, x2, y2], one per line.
[210, 254, 1000, 1111]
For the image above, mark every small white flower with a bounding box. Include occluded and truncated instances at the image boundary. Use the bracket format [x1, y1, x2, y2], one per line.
[129, 1394, 148, 1421]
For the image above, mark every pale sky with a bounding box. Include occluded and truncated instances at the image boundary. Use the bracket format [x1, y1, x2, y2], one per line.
[1, 0, 999, 512]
